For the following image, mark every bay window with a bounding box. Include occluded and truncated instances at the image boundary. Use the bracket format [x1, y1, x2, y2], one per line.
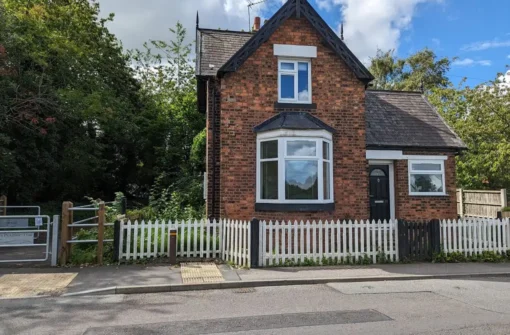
[257, 131, 333, 203]
[408, 160, 446, 196]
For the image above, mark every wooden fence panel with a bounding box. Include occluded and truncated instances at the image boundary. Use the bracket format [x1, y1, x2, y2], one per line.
[398, 220, 440, 262]
[457, 189, 507, 218]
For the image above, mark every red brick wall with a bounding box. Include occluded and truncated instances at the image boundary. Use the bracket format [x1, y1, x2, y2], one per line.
[394, 151, 458, 220]
[217, 17, 368, 221]
[206, 78, 222, 219]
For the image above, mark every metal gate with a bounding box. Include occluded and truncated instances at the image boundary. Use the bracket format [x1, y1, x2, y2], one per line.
[0, 207, 59, 266]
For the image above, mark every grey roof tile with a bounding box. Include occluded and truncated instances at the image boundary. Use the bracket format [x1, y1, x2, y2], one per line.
[366, 90, 466, 150]
[196, 29, 252, 76]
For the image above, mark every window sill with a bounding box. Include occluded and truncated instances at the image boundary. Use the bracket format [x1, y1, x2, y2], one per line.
[409, 193, 449, 197]
[255, 202, 335, 212]
[274, 102, 317, 109]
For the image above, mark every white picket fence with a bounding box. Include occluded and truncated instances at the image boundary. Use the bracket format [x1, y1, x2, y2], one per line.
[441, 218, 509, 255]
[259, 219, 399, 267]
[222, 219, 251, 267]
[118, 217, 510, 268]
[118, 219, 250, 267]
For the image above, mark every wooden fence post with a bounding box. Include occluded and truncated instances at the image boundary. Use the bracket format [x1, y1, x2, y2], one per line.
[0, 195, 6, 216]
[457, 188, 464, 217]
[501, 189, 507, 209]
[97, 202, 105, 265]
[60, 201, 73, 265]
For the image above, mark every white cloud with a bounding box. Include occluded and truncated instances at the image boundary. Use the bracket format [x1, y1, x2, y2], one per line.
[316, 0, 333, 11]
[97, 0, 437, 64]
[96, 0, 270, 52]
[452, 58, 492, 67]
[317, 0, 441, 63]
[498, 70, 510, 90]
[461, 39, 510, 51]
[431, 38, 440, 46]
[507, 54, 510, 59]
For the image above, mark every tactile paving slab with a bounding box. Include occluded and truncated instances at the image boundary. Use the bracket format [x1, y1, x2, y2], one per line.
[0, 273, 77, 298]
[181, 262, 224, 284]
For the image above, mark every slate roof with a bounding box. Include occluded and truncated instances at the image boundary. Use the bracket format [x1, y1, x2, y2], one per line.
[218, 0, 373, 82]
[365, 90, 466, 150]
[196, 29, 252, 76]
[254, 112, 336, 133]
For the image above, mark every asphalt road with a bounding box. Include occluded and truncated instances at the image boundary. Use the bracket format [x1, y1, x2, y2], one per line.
[1, 277, 510, 335]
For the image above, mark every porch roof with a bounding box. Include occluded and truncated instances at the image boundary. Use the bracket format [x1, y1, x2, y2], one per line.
[254, 112, 336, 133]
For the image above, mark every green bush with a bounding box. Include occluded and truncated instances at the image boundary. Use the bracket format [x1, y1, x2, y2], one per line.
[433, 251, 507, 263]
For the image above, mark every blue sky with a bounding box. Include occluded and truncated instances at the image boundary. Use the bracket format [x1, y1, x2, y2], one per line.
[275, 0, 510, 87]
[98, 0, 510, 87]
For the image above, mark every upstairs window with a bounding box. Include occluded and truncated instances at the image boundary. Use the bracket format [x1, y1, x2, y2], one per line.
[278, 59, 311, 104]
[408, 160, 446, 196]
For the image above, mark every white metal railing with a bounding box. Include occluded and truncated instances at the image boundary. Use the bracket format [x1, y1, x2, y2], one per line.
[0, 215, 59, 266]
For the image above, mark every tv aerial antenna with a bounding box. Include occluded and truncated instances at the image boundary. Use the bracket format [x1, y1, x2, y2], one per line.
[248, 0, 266, 31]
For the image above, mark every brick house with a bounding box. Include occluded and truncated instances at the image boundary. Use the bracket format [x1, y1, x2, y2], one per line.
[196, 0, 466, 222]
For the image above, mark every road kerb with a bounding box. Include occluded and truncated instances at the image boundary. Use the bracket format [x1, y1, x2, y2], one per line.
[62, 271, 510, 297]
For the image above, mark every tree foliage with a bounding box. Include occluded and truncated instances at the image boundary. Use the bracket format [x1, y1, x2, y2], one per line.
[429, 77, 510, 189]
[0, 0, 205, 214]
[369, 47, 510, 191]
[369, 49, 452, 92]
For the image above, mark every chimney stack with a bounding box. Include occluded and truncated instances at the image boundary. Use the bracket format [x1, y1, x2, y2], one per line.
[253, 16, 261, 32]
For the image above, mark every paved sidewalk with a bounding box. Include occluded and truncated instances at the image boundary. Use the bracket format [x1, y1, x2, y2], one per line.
[236, 262, 510, 281]
[1, 262, 510, 297]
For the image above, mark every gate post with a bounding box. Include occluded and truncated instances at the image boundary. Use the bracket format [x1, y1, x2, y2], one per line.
[0, 195, 6, 216]
[97, 202, 105, 265]
[397, 220, 407, 261]
[60, 201, 73, 265]
[430, 219, 441, 254]
[51, 215, 59, 266]
[250, 218, 260, 268]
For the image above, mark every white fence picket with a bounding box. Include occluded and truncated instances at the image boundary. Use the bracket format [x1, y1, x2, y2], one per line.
[440, 217, 510, 256]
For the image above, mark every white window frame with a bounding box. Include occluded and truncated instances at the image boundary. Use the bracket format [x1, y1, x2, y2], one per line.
[408, 159, 446, 196]
[256, 130, 333, 204]
[277, 59, 312, 104]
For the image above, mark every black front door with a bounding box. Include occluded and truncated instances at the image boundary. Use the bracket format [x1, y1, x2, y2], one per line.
[369, 165, 390, 221]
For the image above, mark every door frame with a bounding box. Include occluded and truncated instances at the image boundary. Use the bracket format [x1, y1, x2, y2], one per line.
[368, 160, 395, 220]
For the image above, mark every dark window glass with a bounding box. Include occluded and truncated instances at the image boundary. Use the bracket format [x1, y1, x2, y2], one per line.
[261, 161, 278, 199]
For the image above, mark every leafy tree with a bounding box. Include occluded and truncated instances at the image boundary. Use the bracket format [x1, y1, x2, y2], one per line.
[130, 23, 205, 217]
[369, 49, 452, 92]
[0, 0, 164, 202]
[429, 75, 510, 189]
